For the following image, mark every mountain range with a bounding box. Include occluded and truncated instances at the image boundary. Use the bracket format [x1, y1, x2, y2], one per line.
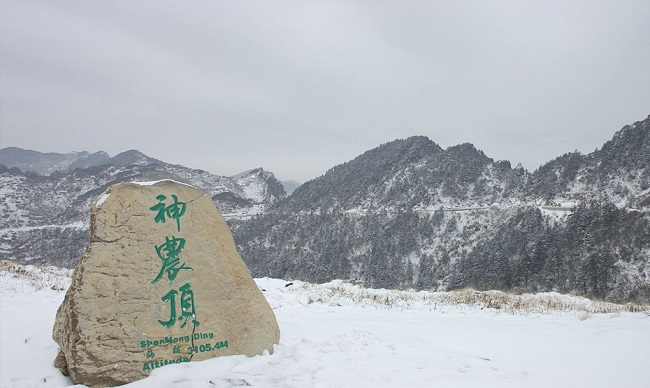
[0, 149, 287, 267]
[233, 115, 650, 302]
[1, 115, 649, 301]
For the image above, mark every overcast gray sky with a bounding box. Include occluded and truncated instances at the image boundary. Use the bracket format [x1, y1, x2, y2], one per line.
[1, 1, 649, 182]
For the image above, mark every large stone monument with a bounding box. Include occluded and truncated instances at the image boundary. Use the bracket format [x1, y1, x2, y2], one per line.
[53, 180, 280, 387]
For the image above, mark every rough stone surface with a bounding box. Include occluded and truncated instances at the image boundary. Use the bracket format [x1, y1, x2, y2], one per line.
[53, 180, 280, 387]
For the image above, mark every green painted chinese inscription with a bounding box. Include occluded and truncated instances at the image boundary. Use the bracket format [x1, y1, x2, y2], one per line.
[149, 194, 186, 232]
[152, 236, 192, 283]
[158, 283, 199, 328]
[141, 190, 229, 370]
[149, 193, 198, 330]
[139, 332, 229, 372]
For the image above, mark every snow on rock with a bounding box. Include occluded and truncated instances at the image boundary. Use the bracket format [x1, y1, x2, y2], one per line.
[1, 264, 649, 388]
[130, 179, 198, 188]
[94, 192, 111, 208]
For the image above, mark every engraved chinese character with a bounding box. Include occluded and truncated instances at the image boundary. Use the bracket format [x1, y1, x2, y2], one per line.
[179, 283, 199, 329]
[152, 236, 192, 283]
[158, 284, 199, 329]
[150, 194, 186, 232]
[158, 289, 178, 328]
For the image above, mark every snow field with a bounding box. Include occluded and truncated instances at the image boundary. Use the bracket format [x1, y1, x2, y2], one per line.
[1, 266, 649, 388]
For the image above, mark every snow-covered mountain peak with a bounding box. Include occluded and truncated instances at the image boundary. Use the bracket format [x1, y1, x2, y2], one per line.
[235, 167, 286, 204]
[109, 149, 160, 166]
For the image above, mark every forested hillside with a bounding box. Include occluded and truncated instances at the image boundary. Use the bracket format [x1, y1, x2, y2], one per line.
[234, 116, 650, 302]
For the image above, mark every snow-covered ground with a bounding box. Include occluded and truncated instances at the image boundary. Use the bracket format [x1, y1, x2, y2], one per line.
[1, 263, 649, 388]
